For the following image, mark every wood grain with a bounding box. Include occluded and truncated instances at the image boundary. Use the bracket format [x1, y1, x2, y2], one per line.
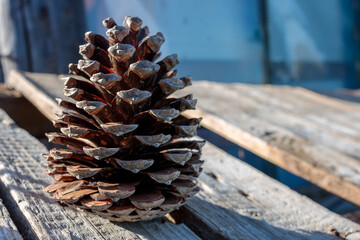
[173, 81, 360, 207]
[294, 86, 360, 113]
[189, 142, 360, 240]
[7, 70, 62, 121]
[229, 84, 360, 145]
[242, 84, 360, 140]
[0, 110, 359, 240]
[203, 83, 360, 159]
[0, 108, 200, 240]
[5, 71, 360, 239]
[0, 199, 22, 240]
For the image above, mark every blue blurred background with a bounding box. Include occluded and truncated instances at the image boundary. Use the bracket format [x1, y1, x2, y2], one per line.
[85, 0, 360, 89]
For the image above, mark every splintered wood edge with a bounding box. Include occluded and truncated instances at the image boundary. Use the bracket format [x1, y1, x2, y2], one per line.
[7, 70, 61, 121]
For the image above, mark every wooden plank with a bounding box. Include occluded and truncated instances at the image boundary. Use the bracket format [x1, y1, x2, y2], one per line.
[207, 83, 360, 160]
[228, 84, 360, 142]
[5, 71, 360, 239]
[247, 85, 360, 139]
[294, 87, 360, 112]
[7, 70, 61, 121]
[0, 109, 199, 239]
[313, 89, 360, 105]
[1, 109, 360, 240]
[190, 143, 360, 240]
[174, 81, 360, 207]
[239, 85, 360, 159]
[0, 199, 22, 240]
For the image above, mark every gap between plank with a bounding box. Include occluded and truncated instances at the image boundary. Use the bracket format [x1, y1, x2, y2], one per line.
[0, 180, 39, 240]
[168, 207, 224, 240]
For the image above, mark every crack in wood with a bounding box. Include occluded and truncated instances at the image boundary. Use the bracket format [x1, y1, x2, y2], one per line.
[82, 216, 107, 240]
[237, 189, 249, 198]
[205, 172, 219, 181]
[169, 206, 224, 240]
[330, 228, 345, 239]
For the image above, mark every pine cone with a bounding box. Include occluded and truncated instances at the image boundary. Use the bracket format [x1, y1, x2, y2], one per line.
[43, 16, 205, 222]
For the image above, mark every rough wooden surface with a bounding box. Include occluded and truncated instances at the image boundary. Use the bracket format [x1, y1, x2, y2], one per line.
[0, 108, 200, 240]
[0, 198, 22, 240]
[5, 70, 360, 239]
[0, 110, 359, 240]
[176, 81, 360, 207]
[7, 71, 64, 121]
[191, 143, 360, 240]
[243, 85, 360, 141]
[0, 108, 359, 240]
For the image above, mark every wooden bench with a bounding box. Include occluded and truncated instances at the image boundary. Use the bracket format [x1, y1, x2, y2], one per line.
[8, 70, 360, 207]
[1, 70, 360, 239]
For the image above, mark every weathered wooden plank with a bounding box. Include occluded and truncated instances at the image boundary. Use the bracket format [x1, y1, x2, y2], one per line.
[203, 83, 360, 160]
[7, 71, 62, 121]
[316, 89, 360, 104]
[0, 198, 22, 240]
[2, 108, 360, 240]
[0, 108, 199, 240]
[228, 84, 360, 142]
[189, 143, 360, 240]
[175, 81, 360, 206]
[6, 71, 360, 239]
[246, 84, 360, 140]
[294, 86, 360, 112]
